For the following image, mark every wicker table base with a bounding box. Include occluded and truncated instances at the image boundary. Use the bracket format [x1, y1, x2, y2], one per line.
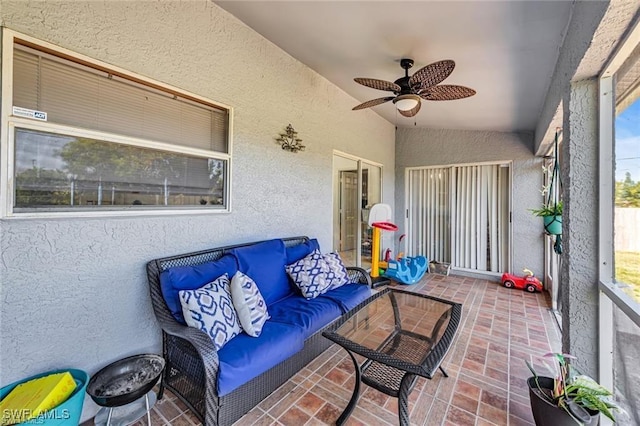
[323, 288, 461, 426]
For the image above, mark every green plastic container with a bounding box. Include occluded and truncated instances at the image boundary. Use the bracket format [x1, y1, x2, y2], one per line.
[0, 369, 88, 425]
[543, 215, 562, 235]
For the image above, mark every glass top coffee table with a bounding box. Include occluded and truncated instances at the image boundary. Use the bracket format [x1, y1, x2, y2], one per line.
[322, 288, 462, 426]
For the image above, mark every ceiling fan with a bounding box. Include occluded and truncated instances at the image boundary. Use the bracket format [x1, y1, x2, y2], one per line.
[352, 58, 476, 117]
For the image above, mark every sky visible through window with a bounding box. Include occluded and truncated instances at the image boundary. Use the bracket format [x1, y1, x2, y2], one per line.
[614, 96, 640, 301]
[616, 99, 640, 182]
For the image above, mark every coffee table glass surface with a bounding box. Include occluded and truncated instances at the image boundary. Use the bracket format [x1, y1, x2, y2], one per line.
[322, 288, 461, 425]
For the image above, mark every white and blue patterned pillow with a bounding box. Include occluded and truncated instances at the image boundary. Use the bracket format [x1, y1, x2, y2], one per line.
[230, 272, 270, 337]
[323, 252, 350, 291]
[179, 273, 242, 350]
[285, 250, 330, 299]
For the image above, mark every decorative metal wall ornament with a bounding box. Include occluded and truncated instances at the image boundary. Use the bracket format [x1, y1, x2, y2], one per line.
[276, 124, 305, 153]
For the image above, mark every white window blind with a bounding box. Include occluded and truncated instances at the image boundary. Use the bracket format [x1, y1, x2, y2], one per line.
[407, 167, 451, 263]
[407, 163, 510, 273]
[13, 48, 228, 153]
[452, 164, 509, 272]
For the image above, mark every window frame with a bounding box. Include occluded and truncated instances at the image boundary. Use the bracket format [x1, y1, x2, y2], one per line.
[598, 17, 640, 401]
[332, 150, 384, 268]
[1, 28, 234, 218]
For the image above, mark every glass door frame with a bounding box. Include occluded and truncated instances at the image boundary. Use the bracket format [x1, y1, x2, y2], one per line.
[333, 150, 383, 269]
[404, 160, 513, 277]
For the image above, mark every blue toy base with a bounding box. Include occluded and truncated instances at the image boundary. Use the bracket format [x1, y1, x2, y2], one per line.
[383, 256, 428, 285]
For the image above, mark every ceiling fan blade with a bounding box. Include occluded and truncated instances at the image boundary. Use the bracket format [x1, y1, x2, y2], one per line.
[409, 60, 456, 89]
[352, 96, 395, 110]
[420, 85, 476, 101]
[354, 78, 401, 92]
[398, 100, 422, 117]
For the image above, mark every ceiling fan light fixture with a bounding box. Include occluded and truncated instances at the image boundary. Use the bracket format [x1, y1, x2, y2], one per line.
[393, 94, 420, 111]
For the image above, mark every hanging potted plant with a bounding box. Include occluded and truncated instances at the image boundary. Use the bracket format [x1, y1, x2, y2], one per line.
[532, 130, 563, 236]
[526, 353, 621, 425]
[531, 201, 563, 235]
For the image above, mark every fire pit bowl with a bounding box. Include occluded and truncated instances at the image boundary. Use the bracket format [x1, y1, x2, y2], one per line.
[87, 354, 165, 408]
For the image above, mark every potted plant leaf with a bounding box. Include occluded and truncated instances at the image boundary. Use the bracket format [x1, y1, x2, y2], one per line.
[526, 353, 621, 425]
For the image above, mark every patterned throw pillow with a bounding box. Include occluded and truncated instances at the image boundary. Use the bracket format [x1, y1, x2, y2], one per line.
[285, 250, 330, 299]
[323, 252, 350, 291]
[230, 272, 270, 337]
[179, 274, 242, 350]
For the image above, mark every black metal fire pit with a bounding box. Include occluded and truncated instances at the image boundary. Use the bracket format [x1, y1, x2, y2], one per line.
[87, 354, 165, 425]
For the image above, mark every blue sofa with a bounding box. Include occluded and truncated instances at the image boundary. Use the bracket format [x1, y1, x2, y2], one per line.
[146, 236, 372, 425]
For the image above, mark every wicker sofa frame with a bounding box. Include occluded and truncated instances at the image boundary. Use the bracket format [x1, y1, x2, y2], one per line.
[146, 236, 371, 426]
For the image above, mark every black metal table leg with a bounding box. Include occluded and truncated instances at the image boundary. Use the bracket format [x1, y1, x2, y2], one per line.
[398, 373, 416, 426]
[439, 366, 449, 377]
[336, 350, 362, 426]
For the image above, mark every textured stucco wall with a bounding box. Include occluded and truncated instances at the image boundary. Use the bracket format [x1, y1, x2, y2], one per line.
[561, 79, 600, 378]
[394, 128, 544, 277]
[534, 0, 640, 154]
[534, 0, 609, 154]
[0, 0, 395, 396]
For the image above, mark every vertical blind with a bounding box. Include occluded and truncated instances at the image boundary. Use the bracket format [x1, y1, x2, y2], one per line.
[407, 164, 510, 273]
[13, 47, 229, 153]
[407, 167, 451, 263]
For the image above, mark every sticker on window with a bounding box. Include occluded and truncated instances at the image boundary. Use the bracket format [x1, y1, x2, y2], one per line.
[12, 106, 47, 121]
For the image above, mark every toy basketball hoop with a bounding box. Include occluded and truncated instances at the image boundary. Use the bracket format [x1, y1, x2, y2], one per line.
[368, 204, 393, 227]
[372, 221, 398, 231]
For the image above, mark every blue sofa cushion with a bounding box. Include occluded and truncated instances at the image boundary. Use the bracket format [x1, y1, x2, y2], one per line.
[285, 238, 320, 264]
[160, 254, 238, 324]
[217, 321, 304, 396]
[319, 283, 372, 313]
[268, 294, 342, 338]
[230, 239, 291, 306]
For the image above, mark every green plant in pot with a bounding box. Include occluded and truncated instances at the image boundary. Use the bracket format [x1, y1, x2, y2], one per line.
[526, 352, 621, 425]
[534, 130, 563, 236]
[530, 201, 563, 235]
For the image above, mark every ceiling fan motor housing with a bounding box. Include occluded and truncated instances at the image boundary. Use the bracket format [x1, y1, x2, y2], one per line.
[396, 58, 415, 93]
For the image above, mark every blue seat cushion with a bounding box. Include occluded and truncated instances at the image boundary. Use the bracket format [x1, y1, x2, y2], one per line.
[230, 239, 292, 305]
[217, 321, 304, 396]
[319, 283, 372, 313]
[268, 294, 342, 338]
[159, 254, 238, 324]
[285, 238, 320, 264]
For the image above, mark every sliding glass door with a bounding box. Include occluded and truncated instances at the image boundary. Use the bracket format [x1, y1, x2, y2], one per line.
[405, 162, 511, 274]
[333, 152, 382, 269]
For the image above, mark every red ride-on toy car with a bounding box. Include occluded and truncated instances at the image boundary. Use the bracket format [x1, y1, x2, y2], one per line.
[501, 269, 543, 293]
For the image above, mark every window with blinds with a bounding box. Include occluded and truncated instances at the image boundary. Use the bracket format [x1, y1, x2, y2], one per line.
[7, 42, 231, 213]
[13, 47, 229, 153]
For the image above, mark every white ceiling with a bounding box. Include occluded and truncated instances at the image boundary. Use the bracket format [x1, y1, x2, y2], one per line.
[215, 1, 573, 132]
